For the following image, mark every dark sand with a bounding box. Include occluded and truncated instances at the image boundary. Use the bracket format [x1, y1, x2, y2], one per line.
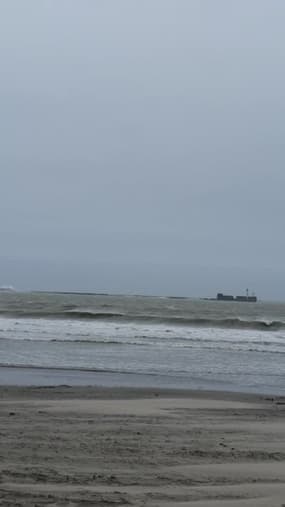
[0, 386, 285, 506]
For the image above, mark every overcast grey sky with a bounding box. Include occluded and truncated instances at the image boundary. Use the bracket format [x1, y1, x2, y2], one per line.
[1, 1, 285, 298]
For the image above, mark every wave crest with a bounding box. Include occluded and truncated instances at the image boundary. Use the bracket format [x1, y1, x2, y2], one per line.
[0, 309, 285, 331]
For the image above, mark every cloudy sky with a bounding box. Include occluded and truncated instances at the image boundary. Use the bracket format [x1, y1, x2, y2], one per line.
[1, 1, 285, 298]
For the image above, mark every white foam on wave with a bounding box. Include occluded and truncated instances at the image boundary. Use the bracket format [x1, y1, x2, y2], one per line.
[0, 316, 284, 354]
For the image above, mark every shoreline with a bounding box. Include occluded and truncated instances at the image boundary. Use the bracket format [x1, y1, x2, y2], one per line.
[0, 384, 274, 402]
[0, 364, 284, 396]
[1, 385, 285, 506]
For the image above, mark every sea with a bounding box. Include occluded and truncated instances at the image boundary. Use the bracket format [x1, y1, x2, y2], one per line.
[0, 291, 284, 395]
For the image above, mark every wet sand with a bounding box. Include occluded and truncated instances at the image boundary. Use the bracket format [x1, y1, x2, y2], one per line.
[0, 386, 285, 506]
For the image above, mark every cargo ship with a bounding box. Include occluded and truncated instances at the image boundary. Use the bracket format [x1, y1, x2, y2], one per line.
[216, 289, 257, 302]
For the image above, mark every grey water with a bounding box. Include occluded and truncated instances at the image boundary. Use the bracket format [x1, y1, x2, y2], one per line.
[0, 291, 284, 394]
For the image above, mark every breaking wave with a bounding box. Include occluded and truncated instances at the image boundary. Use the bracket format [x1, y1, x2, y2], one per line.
[0, 309, 285, 331]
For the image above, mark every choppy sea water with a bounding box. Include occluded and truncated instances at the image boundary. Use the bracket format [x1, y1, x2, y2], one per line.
[0, 291, 284, 394]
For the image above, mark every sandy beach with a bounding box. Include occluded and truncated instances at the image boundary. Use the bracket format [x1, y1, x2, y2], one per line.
[0, 386, 285, 506]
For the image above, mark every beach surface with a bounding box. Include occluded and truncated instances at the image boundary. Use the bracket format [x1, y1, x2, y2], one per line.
[0, 386, 285, 506]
